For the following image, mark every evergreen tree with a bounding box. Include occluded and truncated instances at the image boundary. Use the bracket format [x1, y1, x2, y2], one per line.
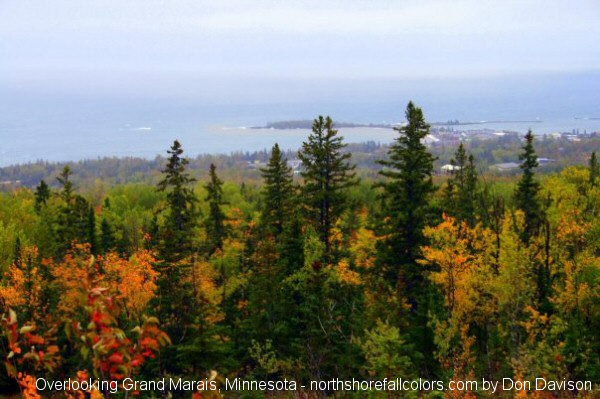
[57, 166, 74, 202]
[146, 214, 160, 250]
[55, 166, 80, 255]
[298, 116, 358, 260]
[157, 140, 198, 262]
[204, 163, 227, 253]
[514, 130, 553, 310]
[74, 196, 92, 244]
[376, 101, 437, 371]
[378, 101, 436, 271]
[99, 218, 116, 254]
[260, 143, 294, 236]
[34, 180, 50, 213]
[514, 130, 542, 244]
[155, 140, 202, 375]
[443, 142, 478, 225]
[53, 166, 96, 256]
[589, 151, 599, 187]
[86, 206, 97, 254]
[13, 236, 22, 269]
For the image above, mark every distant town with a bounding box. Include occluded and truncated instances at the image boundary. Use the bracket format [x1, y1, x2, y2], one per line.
[250, 119, 599, 174]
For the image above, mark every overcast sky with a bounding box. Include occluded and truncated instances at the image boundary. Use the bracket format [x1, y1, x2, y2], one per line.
[1, 0, 599, 101]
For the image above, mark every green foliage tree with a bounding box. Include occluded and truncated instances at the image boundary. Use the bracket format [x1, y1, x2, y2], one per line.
[33, 180, 50, 214]
[55, 166, 93, 257]
[360, 320, 417, 380]
[86, 206, 97, 255]
[55, 166, 74, 236]
[260, 143, 295, 236]
[204, 163, 227, 254]
[443, 142, 478, 226]
[280, 229, 363, 383]
[589, 151, 599, 186]
[514, 130, 542, 244]
[376, 101, 437, 372]
[12, 236, 22, 269]
[154, 140, 203, 376]
[514, 131, 556, 312]
[157, 140, 199, 262]
[378, 102, 436, 268]
[298, 116, 358, 260]
[99, 217, 116, 254]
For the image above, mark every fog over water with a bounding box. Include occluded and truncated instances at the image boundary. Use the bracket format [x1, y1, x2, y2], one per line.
[1, 71, 600, 166]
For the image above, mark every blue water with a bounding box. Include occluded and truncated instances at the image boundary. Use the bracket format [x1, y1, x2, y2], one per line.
[1, 73, 600, 166]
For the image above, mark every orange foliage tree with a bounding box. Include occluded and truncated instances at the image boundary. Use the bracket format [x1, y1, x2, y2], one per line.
[0, 243, 169, 398]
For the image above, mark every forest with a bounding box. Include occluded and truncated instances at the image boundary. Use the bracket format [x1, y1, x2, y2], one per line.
[0, 102, 598, 398]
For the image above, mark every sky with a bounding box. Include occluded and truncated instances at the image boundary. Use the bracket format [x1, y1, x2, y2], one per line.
[1, 1, 600, 165]
[1, 0, 599, 103]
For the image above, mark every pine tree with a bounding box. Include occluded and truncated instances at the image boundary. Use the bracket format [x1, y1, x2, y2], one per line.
[589, 151, 599, 187]
[34, 180, 50, 213]
[204, 163, 227, 253]
[514, 130, 542, 244]
[260, 143, 295, 236]
[298, 116, 358, 260]
[157, 140, 199, 262]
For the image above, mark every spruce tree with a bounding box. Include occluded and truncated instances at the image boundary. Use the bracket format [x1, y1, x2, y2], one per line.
[514, 130, 542, 244]
[56, 166, 79, 255]
[146, 214, 160, 250]
[99, 217, 116, 254]
[155, 140, 201, 375]
[376, 101, 437, 371]
[86, 206, 97, 255]
[157, 140, 198, 262]
[34, 180, 50, 213]
[378, 101, 436, 269]
[13, 237, 22, 269]
[443, 142, 478, 225]
[298, 116, 358, 260]
[74, 196, 92, 244]
[53, 166, 96, 256]
[260, 143, 294, 236]
[57, 166, 74, 203]
[204, 163, 227, 253]
[589, 151, 599, 187]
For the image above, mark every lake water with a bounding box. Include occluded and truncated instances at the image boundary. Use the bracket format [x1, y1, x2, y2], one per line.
[1, 83, 600, 166]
